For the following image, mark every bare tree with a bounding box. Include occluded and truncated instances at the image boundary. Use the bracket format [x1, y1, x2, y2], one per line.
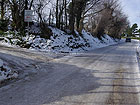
[76, 0, 101, 34]
[33, 0, 52, 39]
[93, 0, 120, 39]
[68, 0, 75, 34]
[0, 0, 6, 20]
[7, 0, 34, 31]
[105, 9, 129, 38]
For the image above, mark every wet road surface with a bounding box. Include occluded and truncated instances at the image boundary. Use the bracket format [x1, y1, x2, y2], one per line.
[0, 40, 140, 105]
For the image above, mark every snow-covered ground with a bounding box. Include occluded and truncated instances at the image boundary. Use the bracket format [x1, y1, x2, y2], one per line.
[0, 26, 121, 53]
[29, 28, 120, 53]
[0, 59, 18, 82]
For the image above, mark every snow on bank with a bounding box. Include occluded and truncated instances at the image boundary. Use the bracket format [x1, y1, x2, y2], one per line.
[29, 27, 120, 53]
[0, 26, 120, 53]
[0, 59, 18, 82]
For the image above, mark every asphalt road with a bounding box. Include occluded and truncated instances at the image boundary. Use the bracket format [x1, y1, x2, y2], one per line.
[0, 40, 140, 105]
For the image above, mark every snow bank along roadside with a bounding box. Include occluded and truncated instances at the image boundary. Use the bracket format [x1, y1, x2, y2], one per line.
[136, 40, 140, 65]
[0, 59, 18, 83]
[0, 26, 121, 53]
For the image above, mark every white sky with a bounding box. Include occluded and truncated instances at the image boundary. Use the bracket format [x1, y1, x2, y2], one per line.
[119, 0, 140, 28]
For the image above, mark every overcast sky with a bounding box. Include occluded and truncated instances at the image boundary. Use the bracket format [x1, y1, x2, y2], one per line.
[119, 0, 140, 28]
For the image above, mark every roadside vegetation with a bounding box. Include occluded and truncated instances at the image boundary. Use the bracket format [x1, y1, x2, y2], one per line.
[0, 0, 130, 50]
[122, 23, 140, 38]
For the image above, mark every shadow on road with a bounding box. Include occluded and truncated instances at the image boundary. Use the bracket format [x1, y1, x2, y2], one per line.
[0, 52, 100, 105]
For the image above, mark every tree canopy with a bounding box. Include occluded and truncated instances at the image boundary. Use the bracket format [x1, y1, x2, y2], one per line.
[0, 0, 130, 39]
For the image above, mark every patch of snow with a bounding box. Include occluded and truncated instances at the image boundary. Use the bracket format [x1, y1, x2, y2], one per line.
[0, 59, 18, 82]
[0, 26, 121, 53]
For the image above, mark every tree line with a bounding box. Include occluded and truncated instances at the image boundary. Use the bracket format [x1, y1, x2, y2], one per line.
[124, 23, 140, 37]
[0, 0, 129, 39]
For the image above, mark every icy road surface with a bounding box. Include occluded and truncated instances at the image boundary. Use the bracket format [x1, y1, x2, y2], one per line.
[0, 40, 140, 105]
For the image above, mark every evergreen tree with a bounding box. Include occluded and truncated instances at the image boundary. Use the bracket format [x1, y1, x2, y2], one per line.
[125, 23, 138, 37]
[131, 23, 138, 36]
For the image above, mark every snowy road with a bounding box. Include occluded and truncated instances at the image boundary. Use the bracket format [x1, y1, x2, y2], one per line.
[0, 40, 140, 105]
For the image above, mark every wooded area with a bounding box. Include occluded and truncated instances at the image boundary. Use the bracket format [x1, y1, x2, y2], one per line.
[0, 0, 129, 39]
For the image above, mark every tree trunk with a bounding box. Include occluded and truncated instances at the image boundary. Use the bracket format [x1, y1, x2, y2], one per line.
[78, 18, 84, 35]
[64, 0, 67, 29]
[56, 0, 59, 28]
[1, 0, 5, 20]
[29, 0, 34, 10]
[49, 10, 51, 25]
[69, 0, 75, 34]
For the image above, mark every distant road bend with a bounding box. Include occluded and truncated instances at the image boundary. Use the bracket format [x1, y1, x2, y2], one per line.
[0, 40, 140, 105]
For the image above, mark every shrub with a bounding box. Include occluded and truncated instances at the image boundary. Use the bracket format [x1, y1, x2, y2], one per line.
[0, 19, 8, 31]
